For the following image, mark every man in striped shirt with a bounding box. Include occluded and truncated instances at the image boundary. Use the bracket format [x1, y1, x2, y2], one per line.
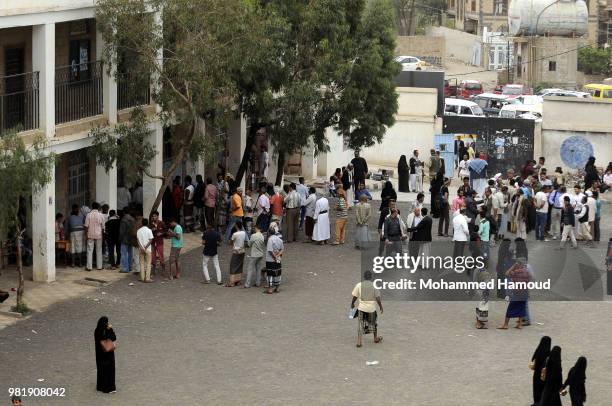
[333, 187, 349, 245]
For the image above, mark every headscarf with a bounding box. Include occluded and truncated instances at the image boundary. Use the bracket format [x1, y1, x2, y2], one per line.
[398, 155, 408, 169]
[95, 316, 109, 340]
[573, 356, 587, 382]
[546, 346, 563, 376]
[532, 335, 551, 365]
[382, 180, 394, 194]
[268, 221, 279, 235]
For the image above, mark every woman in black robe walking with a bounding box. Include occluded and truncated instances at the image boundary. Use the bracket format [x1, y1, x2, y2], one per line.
[429, 170, 444, 218]
[94, 316, 117, 393]
[539, 345, 562, 406]
[380, 181, 397, 212]
[397, 155, 410, 192]
[530, 335, 551, 406]
[561, 356, 587, 406]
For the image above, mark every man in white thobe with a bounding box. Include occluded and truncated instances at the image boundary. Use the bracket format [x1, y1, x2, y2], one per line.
[312, 196, 330, 244]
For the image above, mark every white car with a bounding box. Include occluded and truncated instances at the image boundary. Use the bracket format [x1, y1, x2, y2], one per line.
[499, 103, 542, 121]
[444, 98, 484, 117]
[394, 55, 427, 71]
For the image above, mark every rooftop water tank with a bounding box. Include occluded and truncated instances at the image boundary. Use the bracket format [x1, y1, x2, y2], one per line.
[508, 0, 588, 36]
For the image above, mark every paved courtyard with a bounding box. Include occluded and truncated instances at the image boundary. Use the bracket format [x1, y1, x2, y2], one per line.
[1, 194, 611, 405]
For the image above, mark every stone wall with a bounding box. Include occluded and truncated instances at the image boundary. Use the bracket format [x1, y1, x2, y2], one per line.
[396, 36, 445, 66]
[425, 26, 481, 65]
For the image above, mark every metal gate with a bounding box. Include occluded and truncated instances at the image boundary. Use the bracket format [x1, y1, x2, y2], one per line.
[434, 134, 455, 177]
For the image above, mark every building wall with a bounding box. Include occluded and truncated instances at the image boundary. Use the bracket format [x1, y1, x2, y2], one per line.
[318, 87, 438, 176]
[396, 36, 445, 65]
[516, 37, 586, 88]
[541, 96, 612, 170]
[0, 27, 33, 74]
[426, 26, 480, 64]
[0, 1, 95, 17]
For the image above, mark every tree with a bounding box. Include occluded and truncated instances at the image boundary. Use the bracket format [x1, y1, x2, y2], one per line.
[92, 0, 260, 217]
[235, 0, 400, 186]
[0, 133, 54, 313]
[578, 46, 611, 76]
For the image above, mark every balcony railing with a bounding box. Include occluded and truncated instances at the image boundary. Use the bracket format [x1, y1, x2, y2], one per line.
[0, 71, 39, 135]
[117, 73, 151, 110]
[55, 61, 103, 125]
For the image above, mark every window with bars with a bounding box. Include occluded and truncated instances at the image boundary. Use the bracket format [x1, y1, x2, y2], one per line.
[494, 0, 507, 15]
[67, 150, 90, 208]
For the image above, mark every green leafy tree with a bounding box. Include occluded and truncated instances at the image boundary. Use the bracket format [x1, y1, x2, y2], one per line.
[235, 0, 399, 186]
[92, 0, 260, 216]
[578, 46, 611, 75]
[0, 133, 54, 313]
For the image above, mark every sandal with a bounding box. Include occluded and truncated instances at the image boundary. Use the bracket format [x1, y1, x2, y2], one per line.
[374, 336, 383, 343]
[356, 343, 362, 348]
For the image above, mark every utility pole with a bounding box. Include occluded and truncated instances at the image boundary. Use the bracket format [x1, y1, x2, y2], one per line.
[478, 0, 484, 35]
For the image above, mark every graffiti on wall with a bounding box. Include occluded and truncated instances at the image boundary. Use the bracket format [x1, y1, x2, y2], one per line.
[560, 135, 594, 169]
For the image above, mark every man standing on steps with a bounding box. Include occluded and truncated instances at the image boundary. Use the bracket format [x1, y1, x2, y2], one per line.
[351, 150, 368, 191]
[84, 202, 105, 272]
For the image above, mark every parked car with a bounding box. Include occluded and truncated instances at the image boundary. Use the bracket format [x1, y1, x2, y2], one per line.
[394, 55, 428, 71]
[471, 93, 511, 116]
[499, 103, 542, 120]
[513, 95, 544, 105]
[540, 90, 590, 98]
[444, 78, 458, 97]
[501, 84, 532, 99]
[583, 83, 612, 99]
[493, 84, 504, 94]
[444, 98, 485, 117]
[458, 80, 483, 99]
[536, 87, 565, 95]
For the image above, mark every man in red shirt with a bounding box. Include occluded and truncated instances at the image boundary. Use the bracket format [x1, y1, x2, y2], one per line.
[269, 187, 284, 226]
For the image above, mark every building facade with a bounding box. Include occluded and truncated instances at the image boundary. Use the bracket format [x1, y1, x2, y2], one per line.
[0, 1, 246, 283]
[446, 0, 599, 37]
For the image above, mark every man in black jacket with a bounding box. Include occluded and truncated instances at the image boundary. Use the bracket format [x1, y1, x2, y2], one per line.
[351, 151, 368, 190]
[559, 196, 577, 249]
[407, 207, 433, 261]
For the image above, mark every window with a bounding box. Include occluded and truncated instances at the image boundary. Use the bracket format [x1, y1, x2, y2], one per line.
[494, 0, 507, 15]
[68, 150, 90, 208]
[471, 0, 476, 12]
[516, 55, 522, 78]
[460, 106, 472, 115]
[548, 61, 556, 71]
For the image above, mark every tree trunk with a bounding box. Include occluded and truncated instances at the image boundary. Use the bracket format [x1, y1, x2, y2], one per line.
[275, 150, 286, 186]
[147, 118, 198, 218]
[15, 224, 24, 309]
[234, 121, 261, 186]
[407, 0, 416, 35]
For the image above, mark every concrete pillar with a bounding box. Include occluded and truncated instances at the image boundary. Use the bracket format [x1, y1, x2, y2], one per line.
[143, 121, 164, 218]
[32, 171, 56, 282]
[227, 114, 247, 190]
[95, 164, 117, 210]
[96, 25, 117, 124]
[32, 23, 55, 138]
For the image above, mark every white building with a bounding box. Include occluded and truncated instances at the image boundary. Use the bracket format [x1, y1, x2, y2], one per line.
[0, 1, 246, 283]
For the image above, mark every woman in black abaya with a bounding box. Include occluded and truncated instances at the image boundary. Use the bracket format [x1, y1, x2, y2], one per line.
[539, 345, 562, 406]
[530, 335, 551, 406]
[397, 155, 410, 192]
[561, 356, 587, 406]
[429, 170, 444, 218]
[94, 316, 117, 393]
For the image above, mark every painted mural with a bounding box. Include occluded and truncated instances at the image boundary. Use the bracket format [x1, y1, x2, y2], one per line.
[560, 135, 594, 169]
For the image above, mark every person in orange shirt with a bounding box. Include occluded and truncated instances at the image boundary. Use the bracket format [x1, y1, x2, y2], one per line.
[224, 187, 244, 243]
[269, 187, 284, 226]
